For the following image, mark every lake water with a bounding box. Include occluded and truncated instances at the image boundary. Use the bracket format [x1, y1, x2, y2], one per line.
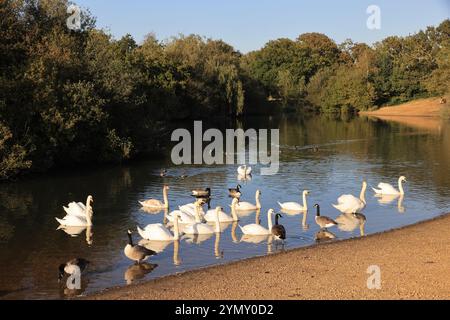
[0, 114, 449, 299]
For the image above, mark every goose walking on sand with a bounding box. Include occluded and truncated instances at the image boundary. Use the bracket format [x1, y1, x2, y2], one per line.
[124, 230, 156, 264]
[372, 176, 406, 195]
[333, 181, 367, 214]
[139, 185, 169, 209]
[314, 204, 338, 229]
[56, 196, 94, 227]
[235, 190, 262, 211]
[278, 190, 310, 212]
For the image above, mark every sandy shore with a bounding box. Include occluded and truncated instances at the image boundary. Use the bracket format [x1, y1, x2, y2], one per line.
[359, 97, 449, 131]
[88, 213, 450, 300]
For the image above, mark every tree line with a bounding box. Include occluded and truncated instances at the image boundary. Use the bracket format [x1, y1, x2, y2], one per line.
[1, 0, 449, 180]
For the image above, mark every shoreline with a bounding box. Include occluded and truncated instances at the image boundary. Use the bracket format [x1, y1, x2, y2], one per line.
[87, 213, 450, 300]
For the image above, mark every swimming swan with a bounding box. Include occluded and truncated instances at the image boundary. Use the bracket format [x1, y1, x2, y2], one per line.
[55, 196, 93, 227]
[139, 185, 169, 209]
[239, 209, 274, 236]
[278, 190, 309, 211]
[235, 190, 262, 211]
[137, 212, 180, 241]
[237, 165, 252, 176]
[372, 176, 406, 195]
[333, 181, 367, 213]
[183, 206, 222, 235]
[204, 198, 239, 222]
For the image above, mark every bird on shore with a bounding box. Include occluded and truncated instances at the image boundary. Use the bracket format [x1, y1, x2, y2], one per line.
[314, 204, 338, 229]
[124, 230, 156, 264]
[58, 258, 90, 282]
[271, 213, 286, 241]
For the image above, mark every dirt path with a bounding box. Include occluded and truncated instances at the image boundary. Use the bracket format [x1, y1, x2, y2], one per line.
[88, 213, 450, 300]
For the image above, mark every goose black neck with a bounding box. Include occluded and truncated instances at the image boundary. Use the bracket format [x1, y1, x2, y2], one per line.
[275, 214, 280, 225]
[316, 205, 320, 216]
[127, 232, 133, 246]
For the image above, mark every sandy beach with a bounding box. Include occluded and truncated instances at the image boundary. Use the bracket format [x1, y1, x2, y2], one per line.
[87, 213, 450, 300]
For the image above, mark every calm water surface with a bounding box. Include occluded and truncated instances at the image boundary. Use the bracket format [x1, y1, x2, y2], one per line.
[0, 115, 449, 299]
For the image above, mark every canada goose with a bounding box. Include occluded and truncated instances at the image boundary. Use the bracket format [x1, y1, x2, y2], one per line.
[160, 169, 167, 177]
[235, 190, 262, 211]
[183, 206, 222, 235]
[228, 184, 242, 199]
[124, 230, 156, 264]
[139, 185, 169, 209]
[204, 198, 239, 222]
[137, 211, 180, 241]
[191, 188, 211, 198]
[56, 196, 94, 227]
[278, 190, 310, 211]
[58, 258, 90, 281]
[333, 181, 367, 213]
[272, 213, 286, 241]
[314, 204, 338, 229]
[237, 165, 252, 176]
[372, 176, 406, 195]
[239, 209, 274, 236]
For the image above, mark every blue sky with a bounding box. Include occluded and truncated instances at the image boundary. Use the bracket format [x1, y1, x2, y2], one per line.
[75, 0, 449, 52]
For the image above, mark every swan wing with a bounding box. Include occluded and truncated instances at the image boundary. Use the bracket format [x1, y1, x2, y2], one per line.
[239, 223, 270, 235]
[183, 223, 214, 235]
[278, 201, 303, 211]
[139, 199, 163, 208]
[334, 195, 363, 213]
[377, 182, 399, 194]
[55, 214, 87, 227]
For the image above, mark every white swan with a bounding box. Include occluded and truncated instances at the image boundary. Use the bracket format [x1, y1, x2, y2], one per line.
[239, 209, 273, 236]
[183, 206, 222, 235]
[137, 211, 180, 241]
[63, 195, 93, 218]
[237, 165, 252, 176]
[333, 181, 367, 213]
[167, 209, 197, 224]
[139, 185, 169, 209]
[235, 190, 262, 211]
[204, 198, 239, 222]
[179, 202, 205, 218]
[278, 190, 309, 211]
[372, 176, 406, 195]
[55, 196, 93, 227]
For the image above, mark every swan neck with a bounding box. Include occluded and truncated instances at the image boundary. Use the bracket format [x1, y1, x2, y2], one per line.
[360, 183, 367, 203]
[398, 178, 405, 195]
[302, 193, 308, 210]
[267, 211, 273, 230]
[194, 205, 201, 223]
[163, 188, 169, 207]
[256, 192, 261, 209]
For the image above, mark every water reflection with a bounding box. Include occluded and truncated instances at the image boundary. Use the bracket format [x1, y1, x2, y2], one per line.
[375, 194, 405, 213]
[124, 263, 158, 285]
[0, 115, 449, 299]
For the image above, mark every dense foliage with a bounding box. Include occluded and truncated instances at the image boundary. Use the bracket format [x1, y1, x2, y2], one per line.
[0, 0, 449, 179]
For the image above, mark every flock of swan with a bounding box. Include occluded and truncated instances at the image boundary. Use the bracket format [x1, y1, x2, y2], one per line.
[55, 167, 407, 280]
